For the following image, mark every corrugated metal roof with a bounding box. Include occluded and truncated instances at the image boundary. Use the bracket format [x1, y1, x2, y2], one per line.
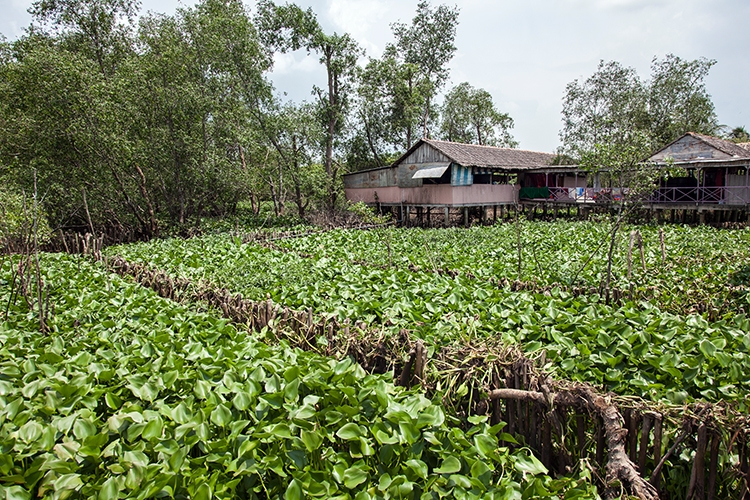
[393, 139, 556, 171]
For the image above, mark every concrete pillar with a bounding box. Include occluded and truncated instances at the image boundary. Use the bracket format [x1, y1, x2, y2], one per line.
[699, 211, 706, 225]
[463, 207, 469, 227]
[444, 206, 450, 227]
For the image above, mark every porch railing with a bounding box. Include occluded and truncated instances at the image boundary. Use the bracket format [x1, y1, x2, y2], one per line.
[647, 186, 750, 205]
[546, 186, 750, 205]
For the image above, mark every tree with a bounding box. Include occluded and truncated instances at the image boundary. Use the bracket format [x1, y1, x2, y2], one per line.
[28, 0, 139, 75]
[440, 82, 517, 147]
[0, 0, 273, 239]
[560, 60, 649, 161]
[560, 55, 720, 162]
[724, 126, 749, 143]
[257, 1, 362, 211]
[387, 1, 459, 141]
[648, 54, 718, 145]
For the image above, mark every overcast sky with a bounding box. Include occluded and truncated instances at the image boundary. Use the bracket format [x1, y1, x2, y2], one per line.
[2, 0, 748, 152]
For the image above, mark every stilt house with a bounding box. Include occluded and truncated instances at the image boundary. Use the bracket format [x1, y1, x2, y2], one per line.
[646, 132, 750, 207]
[343, 139, 566, 211]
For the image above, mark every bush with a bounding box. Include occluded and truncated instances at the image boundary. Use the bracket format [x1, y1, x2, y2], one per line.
[0, 184, 52, 252]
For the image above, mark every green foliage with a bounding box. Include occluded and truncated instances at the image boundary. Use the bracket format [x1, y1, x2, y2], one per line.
[386, 1, 460, 141]
[560, 60, 649, 162]
[108, 222, 750, 405]
[725, 125, 749, 143]
[560, 54, 719, 164]
[0, 254, 598, 498]
[0, 183, 52, 250]
[440, 82, 517, 147]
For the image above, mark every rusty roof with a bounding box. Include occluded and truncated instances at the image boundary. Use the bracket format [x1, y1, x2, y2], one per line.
[392, 139, 556, 171]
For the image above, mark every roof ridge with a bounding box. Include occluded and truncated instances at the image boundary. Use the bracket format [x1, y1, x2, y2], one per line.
[424, 138, 555, 155]
[686, 132, 750, 158]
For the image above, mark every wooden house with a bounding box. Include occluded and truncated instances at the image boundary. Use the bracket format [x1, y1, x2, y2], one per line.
[343, 139, 568, 222]
[646, 132, 750, 208]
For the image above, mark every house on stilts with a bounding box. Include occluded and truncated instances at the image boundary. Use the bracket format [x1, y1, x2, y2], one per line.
[344, 134, 750, 225]
[644, 133, 750, 222]
[343, 139, 581, 225]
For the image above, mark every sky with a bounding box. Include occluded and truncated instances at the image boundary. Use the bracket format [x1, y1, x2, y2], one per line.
[2, 0, 749, 153]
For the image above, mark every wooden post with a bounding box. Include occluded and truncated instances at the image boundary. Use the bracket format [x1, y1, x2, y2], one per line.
[639, 414, 652, 474]
[651, 415, 663, 491]
[405, 205, 411, 227]
[463, 206, 469, 227]
[426, 207, 431, 225]
[707, 431, 720, 500]
[686, 423, 708, 499]
[493, 205, 497, 222]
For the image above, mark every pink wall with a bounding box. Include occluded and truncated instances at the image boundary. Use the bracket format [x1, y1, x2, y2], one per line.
[345, 184, 518, 206]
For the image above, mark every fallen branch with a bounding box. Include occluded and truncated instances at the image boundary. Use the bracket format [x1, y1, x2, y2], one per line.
[490, 386, 659, 500]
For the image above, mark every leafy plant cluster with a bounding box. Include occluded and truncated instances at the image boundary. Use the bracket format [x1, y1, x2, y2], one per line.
[0, 254, 598, 499]
[271, 221, 750, 317]
[107, 223, 750, 406]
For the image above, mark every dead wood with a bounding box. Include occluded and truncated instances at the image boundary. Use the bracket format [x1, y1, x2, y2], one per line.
[490, 386, 659, 500]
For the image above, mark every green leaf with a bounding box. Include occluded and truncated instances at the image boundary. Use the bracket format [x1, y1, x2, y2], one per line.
[210, 405, 232, 427]
[474, 433, 497, 457]
[285, 478, 303, 500]
[301, 429, 323, 451]
[470, 459, 491, 479]
[194, 380, 212, 400]
[515, 452, 548, 475]
[699, 339, 716, 358]
[434, 456, 462, 474]
[404, 459, 428, 480]
[172, 403, 191, 424]
[3, 486, 31, 500]
[98, 477, 122, 500]
[232, 391, 252, 411]
[284, 378, 300, 402]
[105, 392, 122, 410]
[193, 483, 212, 500]
[54, 473, 83, 492]
[18, 421, 43, 443]
[343, 465, 369, 489]
[142, 417, 163, 440]
[336, 423, 363, 440]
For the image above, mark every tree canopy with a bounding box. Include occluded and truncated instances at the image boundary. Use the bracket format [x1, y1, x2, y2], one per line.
[440, 82, 517, 147]
[559, 54, 719, 163]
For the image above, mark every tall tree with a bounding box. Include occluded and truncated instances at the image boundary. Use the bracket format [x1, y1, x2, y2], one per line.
[28, 0, 139, 75]
[440, 82, 517, 147]
[559, 60, 649, 161]
[560, 55, 719, 162]
[387, 1, 459, 141]
[648, 54, 719, 145]
[257, 0, 361, 210]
